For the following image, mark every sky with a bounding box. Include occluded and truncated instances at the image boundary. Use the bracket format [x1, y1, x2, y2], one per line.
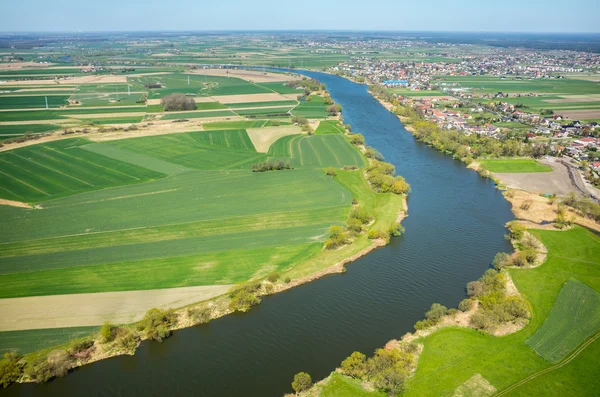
[1, 0, 600, 33]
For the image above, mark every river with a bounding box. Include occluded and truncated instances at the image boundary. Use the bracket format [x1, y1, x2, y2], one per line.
[4, 71, 514, 397]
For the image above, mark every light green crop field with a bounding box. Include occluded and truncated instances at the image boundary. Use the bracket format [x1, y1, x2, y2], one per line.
[202, 120, 290, 129]
[292, 96, 329, 118]
[256, 82, 302, 94]
[0, 124, 60, 139]
[234, 106, 293, 116]
[105, 131, 264, 169]
[0, 326, 100, 356]
[526, 280, 600, 363]
[268, 135, 365, 168]
[479, 159, 552, 173]
[161, 110, 237, 120]
[436, 76, 600, 95]
[0, 138, 165, 203]
[0, 95, 70, 109]
[397, 226, 600, 397]
[85, 116, 144, 125]
[315, 120, 345, 135]
[317, 373, 385, 397]
[226, 100, 297, 108]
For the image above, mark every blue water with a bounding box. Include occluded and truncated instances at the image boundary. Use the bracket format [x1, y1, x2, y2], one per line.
[5, 71, 514, 397]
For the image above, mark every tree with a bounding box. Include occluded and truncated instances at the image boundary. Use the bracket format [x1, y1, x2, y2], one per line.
[492, 252, 511, 270]
[291, 372, 312, 394]
[0, 352, 23, 388]
[327, 104, 342, 116]
[341, 351, 367, 378]
[458, 298, 474, 312]
[425, 303, 448, 323]
[100, 321, 115, 343]
[139, 308, 177, 342]
[160, 93, 197, 112]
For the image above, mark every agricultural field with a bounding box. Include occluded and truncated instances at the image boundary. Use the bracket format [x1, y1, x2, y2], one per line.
[160, 110, 237, 120]
[315, 120, 345, 135]
[479, 159, 553, 173]
[526, 280, 600, 363]
[0, 124, 60, 140]
[268, 134, 365, 168]
[292, 95, 329, 118]
[0, 95, 70, 109]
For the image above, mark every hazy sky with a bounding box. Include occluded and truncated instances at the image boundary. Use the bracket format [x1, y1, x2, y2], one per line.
[1, 0, 599, 33]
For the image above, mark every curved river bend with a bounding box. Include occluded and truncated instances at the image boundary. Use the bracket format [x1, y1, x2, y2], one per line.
[5, 71, 514, 397]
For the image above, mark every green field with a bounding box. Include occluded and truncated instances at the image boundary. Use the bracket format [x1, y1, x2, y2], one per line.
[268, 135, 365, 168]
[0, 138, 165, 203]
[479, 159, 552, 173]
[292, 96, 329, 118]
[315, 120, 345, 135]
[526, 280, 600, 363]
[436, 76, 600, 95]
[0, 327, 99, 356]
[161, 110, 236, 120]
[226, 100, 297, 108]
[0, 95, 70, 109]
[85, 116, 144, 124]
[234, 106, 293, 116]
[317, 373, 385, 397]
[0, 123, 60, 139]
[202, 120, 290, 129]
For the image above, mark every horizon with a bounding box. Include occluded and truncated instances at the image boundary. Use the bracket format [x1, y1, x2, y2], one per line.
[2, 0, 600, 33]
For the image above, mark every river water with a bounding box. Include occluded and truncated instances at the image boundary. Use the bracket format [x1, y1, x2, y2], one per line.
[4, 71, 514, 397]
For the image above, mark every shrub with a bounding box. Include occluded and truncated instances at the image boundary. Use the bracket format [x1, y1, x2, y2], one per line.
[448, 308, 459, 317]
[0, 352, 23, 388]
[389, 222, 405, 237]
[251, 160, 290, 172]
[160, 93, 197, 112]
[284, 277, 291, 284]
[187, 306, 213, 324]
[347, 218, 363, 234]
[508, 223, 527, 241]
[100, 321, 115, 343]
[116, 329, 139, 352]
[327, 104, 342, 116]
[365, 146, 384, 161]
[458, 299, 474, 312]
[139, 308, 177, 342]
[291, 372, 312, 393]
[325, 225, 348, 249]
[492, 252, 511, 270]
[367, 229, 388, 240]
[267, 272, 280, 283]
[350, 207, 372, 224]
[349, 133, 365, 145]
[425, 303, 448, 323]
[341, 351, 367, 378]
[68, 339, 95, 361]
[470, 312, 496, 332]
[229, 282, 262, 312]
[324, 167, 337, 176]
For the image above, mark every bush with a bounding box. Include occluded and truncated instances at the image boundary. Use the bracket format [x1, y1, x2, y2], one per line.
[347, 218, 363, 234]
[389, 222, 405, 237]
[160, 93, 197, 112]
[350, 207, 372, 224]
[508, 223, 527, 241]
[117, 329, 139, 352]
[492, 252, 511, 270]
[341, 351, 367, 378]
[139, 308, 178, 342]
[325, 167, 337, 176]
[284, 277, 291, 284]
[0, 352, 23, 388]
[325, 225, 348, 249]
[425, 303, 447, 323]
[327, 104, 342, 116]
[458, 299, 474, 312]
[229, 282, 262, 312]
[366, 348, 415, 395]
[291, 372, 312, 393]
[448, 308, 459, 317]
[267, 272, 280, 283]
[367, 229, 388, 240]
[68, 339, 95, 361]
[349, 133, 365, 145]
[251, 160, 291, 172]
[470, 312, 496, 332]
[187, 306, 213, 324]
[100, 321, 115, 343]
[365, 146, 384, 161]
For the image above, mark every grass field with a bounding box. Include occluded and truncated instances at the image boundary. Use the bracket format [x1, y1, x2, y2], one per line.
[202, 120, 290, 129]
[526, 280, 600, 363]
[0, 138, 165, 203]
[161, 110, 236, 120]
[315, 120, 345, 135]
[85, 116, 144, 124]
[268, 135, 365, 168]
[479, 159, 552, 173]
[292, 96, 329, 118]
[226, 100, 297, 108]
[0, 123, 60, 139]
[397, 226, 600, 397]
[317, 372, 385, 397]
[234, 106, 293, 116]
[0, 95, 70, 109]
[0, 326, 99, 355]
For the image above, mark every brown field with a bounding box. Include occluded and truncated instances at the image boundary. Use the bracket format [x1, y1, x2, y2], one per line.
[246, 125, 301, 152]
[2, 75, 128, 85]
[0, 285, 232, 331]
[544, 94, 600, 103]
[0, 62, 53, 70]
[189, 69, 298, 83]
[558, 109, 600, 119]
[212, 92, 290, 104]
[493, 159, 577, 195]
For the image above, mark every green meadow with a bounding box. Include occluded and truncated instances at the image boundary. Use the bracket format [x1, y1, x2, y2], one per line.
[268, 134, 365, 168]
[0, 95, 70, 109]
[315, 120, 345, 135]
[479, 159, 552, 173]
[0, 124, 60, 139]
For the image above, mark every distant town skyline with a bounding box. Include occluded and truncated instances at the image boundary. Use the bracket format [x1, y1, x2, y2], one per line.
[1, 0, 599, 33]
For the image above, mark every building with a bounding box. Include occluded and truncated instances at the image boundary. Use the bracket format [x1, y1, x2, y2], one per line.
[383, 80, 409, 87]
